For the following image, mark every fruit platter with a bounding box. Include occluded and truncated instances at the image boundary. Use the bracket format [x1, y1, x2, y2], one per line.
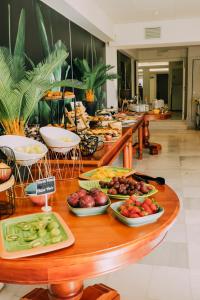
[110, 196, 164, 227]
[0, 212, 75, 259]
[79, 176, 157, 200]
[79, 166, 135, 180]
[67, 188, 110, 216]
[99, 176, 157, 199]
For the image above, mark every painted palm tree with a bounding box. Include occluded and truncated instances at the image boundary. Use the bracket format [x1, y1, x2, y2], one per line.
[0, 46, 85, 135]
[74, 58, 118, 103]
[35, 2, 70, 89]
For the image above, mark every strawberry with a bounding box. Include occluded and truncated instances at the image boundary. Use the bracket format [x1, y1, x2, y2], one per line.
[121, 208, 129, 217]
[130, 195, 137, 202]
[144, 198, 152, 206]
[131, 206, 141, 213]
[142, 203, 153, 214]
[135, 200, 141, 207]
[139, 211, 148, 217]
[128, 205, 134, 212]
[119, 205, 126, 211]
[150, 203, 158, 213]
[129, 212, 140, 218]
[126, 199, 135, 206]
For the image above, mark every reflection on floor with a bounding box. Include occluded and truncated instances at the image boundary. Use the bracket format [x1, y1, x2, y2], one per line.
[1, 129, 200, 300]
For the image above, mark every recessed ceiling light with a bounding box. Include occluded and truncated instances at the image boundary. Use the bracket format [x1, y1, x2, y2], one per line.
[150, 68, 169, 72]
[138, 62, 169, 67]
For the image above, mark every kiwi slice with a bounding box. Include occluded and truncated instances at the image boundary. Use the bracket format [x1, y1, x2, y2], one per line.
[47, 221, 59, 231]
[23, 233, 38, 242]
[50, 228, 61, 237]
[6, 234, 19, 241]
[30, 239, 44, 248]
[51, 236, 62, 243]
[38, 229, 47, 238]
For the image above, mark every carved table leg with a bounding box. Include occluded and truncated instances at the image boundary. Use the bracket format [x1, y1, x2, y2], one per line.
[143, 120, 162, 155]
[123, 138, 133, 169]
[123, 142, 130, 168]
[128, 139, 133, 168]
[143, 120, 150, 148]
[138, 126, 143, 160]
[48, 281, 83, 300]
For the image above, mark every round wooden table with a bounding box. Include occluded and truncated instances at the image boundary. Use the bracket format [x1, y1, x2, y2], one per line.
[0, 179, 180, 300]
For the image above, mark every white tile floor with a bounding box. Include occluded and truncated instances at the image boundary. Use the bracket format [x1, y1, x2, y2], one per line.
[1, 128, 200, 299]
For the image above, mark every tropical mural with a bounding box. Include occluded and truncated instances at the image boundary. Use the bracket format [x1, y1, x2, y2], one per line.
[0, 0, 108, 130]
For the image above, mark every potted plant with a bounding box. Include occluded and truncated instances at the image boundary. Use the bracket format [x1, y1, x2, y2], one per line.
[74, 58, 118, 115]
[0, 46, 85, 135]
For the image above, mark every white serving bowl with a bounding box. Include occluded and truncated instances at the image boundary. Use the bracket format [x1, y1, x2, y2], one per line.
[40, 127, 80, 154]
[0, 135, 48, 166]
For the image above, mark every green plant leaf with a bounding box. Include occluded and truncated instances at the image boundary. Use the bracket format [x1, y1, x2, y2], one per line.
[36, 2, 51, 57]
[74, 59, 118, 96]
[8, 4, 11, 55]
[14, 8, 25, 58]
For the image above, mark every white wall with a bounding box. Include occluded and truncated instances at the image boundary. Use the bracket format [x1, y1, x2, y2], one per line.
[113, 18, 200, 48]
[41, 0, 115, 42]
[106, 45, 118, 108]
[134, 48, 187, 61]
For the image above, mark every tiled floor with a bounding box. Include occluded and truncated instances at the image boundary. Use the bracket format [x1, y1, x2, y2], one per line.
[1, 128, 200, 300]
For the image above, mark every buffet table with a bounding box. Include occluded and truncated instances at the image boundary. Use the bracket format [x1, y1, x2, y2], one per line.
[79, 115, 144, 169]
[0, 179, 180, 300]
[49, 116, 144, 171]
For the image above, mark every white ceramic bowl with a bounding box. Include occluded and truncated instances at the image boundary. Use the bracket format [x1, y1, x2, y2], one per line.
[110, 201, 164, 227]
[0, 135, 48, 166]
[40, 127, 80, 154]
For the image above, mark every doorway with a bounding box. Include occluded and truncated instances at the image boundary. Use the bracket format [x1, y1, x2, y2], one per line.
[157, 74, 168, 103]
[168, 61, 184, 119]
[137, 60, 186, 120]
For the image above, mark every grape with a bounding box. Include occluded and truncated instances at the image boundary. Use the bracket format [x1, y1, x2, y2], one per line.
[118, 188, 124, 194]
[114, 182, 120, 189]
[104, 177, 151, 197]
[120, 184, 126, 189]
[112, 188, 117, 195]
[108, 188, 117, 195]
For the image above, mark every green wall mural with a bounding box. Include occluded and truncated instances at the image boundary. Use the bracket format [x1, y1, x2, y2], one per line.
[0, 0, 106, 127]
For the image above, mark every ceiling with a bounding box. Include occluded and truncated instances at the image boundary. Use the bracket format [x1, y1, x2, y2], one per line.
[95, 0, 200, 23]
